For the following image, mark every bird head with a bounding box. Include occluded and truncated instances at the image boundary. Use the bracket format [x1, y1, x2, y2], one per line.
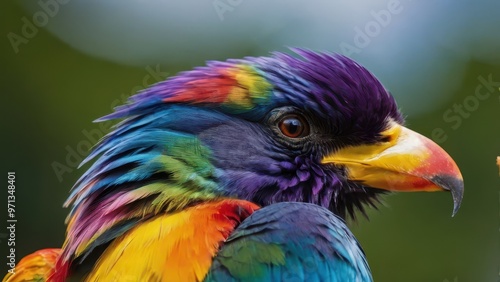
[62, 50, 463, 263]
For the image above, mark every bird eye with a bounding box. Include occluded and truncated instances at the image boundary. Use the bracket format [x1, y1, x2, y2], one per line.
[278, 115, 309, 138]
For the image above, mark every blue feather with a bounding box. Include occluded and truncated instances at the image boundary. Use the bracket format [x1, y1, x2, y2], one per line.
[206, 202, 372, 282]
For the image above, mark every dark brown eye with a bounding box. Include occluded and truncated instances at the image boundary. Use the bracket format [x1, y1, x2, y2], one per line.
[278, 115, 309, 138]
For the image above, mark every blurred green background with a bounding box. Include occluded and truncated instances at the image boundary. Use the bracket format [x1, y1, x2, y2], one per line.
[1, 1, 499, 281]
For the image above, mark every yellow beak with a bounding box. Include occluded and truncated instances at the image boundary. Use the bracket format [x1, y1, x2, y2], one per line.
[321, 122, 464, 216]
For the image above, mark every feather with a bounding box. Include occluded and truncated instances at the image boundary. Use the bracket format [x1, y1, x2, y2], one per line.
[2, 249, 61, 282]
[206, 202, 372, 282]
[83, 199, 258, 282]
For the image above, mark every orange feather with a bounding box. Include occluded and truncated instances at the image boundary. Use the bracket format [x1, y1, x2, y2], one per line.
[3, 248, 61, 282]
[84, 199, 259, 282]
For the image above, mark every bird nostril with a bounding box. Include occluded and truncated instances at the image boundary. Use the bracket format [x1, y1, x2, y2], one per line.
[380, 136, 392, 143]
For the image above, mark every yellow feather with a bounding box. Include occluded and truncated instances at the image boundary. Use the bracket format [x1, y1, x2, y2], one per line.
[85, 200, 258, 282]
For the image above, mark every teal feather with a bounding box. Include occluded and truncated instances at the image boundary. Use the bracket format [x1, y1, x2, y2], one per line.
[206, 202, 372, 282]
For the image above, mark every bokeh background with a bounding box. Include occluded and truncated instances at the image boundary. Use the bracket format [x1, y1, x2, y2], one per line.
[1, 0, 499, 281]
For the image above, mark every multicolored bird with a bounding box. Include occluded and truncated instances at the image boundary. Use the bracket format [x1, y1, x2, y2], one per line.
[3, 49, 463, 282]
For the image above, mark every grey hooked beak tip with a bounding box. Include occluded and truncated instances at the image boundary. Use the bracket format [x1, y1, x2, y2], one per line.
[431, 175, 464, 217]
